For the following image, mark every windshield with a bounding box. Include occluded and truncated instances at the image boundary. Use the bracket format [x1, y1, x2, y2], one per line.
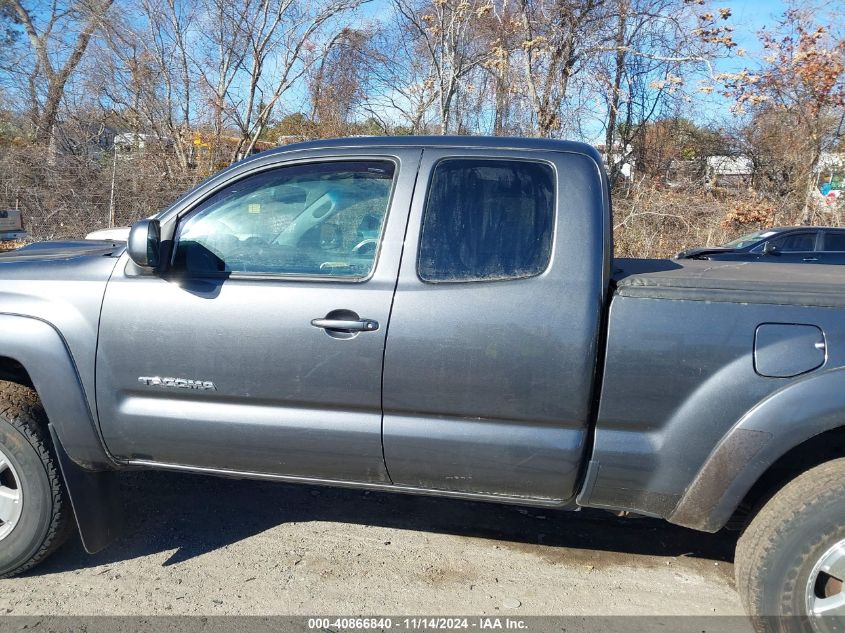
[721, 230, 779, 249]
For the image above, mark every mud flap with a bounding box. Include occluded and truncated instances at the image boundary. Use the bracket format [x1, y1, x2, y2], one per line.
[49, 425, 126, 554]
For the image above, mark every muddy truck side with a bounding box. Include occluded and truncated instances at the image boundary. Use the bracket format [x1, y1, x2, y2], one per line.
[0, 136, 843, 629]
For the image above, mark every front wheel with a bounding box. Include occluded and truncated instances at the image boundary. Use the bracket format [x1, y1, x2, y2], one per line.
[735, 458, 845, 633]
[0, 383, 72, 577]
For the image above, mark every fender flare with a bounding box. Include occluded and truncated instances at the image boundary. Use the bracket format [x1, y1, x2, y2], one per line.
[670, 366, 845, 532]
[0, 314, 126, 552]
[0, 313, 115, 470]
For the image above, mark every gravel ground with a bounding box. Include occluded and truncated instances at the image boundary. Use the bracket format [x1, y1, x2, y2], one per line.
[0, 470, 745, 617]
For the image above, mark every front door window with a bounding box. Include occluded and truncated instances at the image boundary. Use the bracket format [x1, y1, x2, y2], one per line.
[174, 161, 396, 278]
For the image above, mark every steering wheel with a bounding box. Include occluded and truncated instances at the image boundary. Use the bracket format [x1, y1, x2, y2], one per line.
[351, 238, 378, 256]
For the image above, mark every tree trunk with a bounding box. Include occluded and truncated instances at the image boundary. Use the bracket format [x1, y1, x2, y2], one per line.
[799, 153, 822, 225]
[12, 0, 114, 148]
[34, 84, 63, 146]
[605, 0, 628, 187]
[493, 68, 508, 135]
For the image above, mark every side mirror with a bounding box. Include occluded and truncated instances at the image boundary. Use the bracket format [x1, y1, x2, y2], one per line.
[762, 241, 778, 256]
[127, 219, 161, 269]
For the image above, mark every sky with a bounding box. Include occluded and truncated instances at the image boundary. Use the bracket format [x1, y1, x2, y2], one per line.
[687, 0, 790, 132]
[722, 0, 788, 68]
[709, 0, 845, 79]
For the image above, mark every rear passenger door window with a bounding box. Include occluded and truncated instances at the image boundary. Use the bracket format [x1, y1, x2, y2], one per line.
[768, 232, 816, 253]
[417, 159, 555, 282]
[822, 232, 845, 252]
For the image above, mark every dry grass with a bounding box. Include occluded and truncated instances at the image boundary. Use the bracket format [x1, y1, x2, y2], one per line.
[613, 182, 844, 258]
[613, 186, 735, 258]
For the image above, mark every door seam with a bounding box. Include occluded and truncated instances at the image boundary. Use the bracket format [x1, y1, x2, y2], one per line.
[379, 148, 425, 484]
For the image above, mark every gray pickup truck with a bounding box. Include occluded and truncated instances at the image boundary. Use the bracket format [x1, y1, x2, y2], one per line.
[1, 137, 843, 630]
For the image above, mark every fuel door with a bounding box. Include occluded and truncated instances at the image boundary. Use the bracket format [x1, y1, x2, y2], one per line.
[754, 323, 826, 378]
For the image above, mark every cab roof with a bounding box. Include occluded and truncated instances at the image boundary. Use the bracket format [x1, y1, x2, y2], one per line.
[255, 135, 602, 162]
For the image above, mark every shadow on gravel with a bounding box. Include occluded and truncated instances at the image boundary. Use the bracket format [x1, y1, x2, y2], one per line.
[25, 470, 738, 576]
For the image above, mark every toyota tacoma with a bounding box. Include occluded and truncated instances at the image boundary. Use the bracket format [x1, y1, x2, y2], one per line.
[0, 137, 843, 631]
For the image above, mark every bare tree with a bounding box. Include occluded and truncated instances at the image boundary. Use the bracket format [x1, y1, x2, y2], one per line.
[308, 27, 372, 136]
[224, 0, 364, 160]
[195, 0, 252, 166]
[9, 0, 114, 145]
[475, 0, 520, 134]
[393, 0, 491, 133]
[361, 20, 439, 133]
[723, 8, 845, 223]
[597, 0, 735, 184]
[92, 0, 198, 174]
[517, 0, 606, 137]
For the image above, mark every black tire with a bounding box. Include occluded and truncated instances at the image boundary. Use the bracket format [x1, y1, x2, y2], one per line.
[735, 457, 845, 632]
[0, 381, 72, 578]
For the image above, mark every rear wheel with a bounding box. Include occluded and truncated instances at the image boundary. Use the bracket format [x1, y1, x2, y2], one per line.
[0, 382, 72, 577]
[735, 458, 845, 633]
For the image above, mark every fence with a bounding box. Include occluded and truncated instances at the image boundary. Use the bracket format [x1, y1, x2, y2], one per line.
[0, 144, 200, 242]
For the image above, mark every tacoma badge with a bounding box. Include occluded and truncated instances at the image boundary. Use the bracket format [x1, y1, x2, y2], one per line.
[138, 376, 216, 391]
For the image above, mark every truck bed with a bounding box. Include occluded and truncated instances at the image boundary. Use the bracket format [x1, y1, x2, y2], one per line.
[588, 257, 845, 523]
[613, 258, 845, 308]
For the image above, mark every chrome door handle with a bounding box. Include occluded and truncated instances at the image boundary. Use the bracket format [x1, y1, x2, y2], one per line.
[311, 318, 379, 332]
[803, 257, 819, 262]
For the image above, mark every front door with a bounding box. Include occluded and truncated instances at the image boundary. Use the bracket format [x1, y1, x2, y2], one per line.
[765, 231, 820, 263]
[96, 150, 420, 483]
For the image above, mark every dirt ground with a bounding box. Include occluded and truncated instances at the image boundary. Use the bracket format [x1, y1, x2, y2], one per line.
[0, 470, 745, 617]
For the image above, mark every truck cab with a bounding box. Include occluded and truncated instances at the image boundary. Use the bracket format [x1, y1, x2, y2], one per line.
[96, 138, 609, 504]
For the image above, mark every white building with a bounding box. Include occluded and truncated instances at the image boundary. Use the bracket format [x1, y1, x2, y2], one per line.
[705, 155, 754, 187]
